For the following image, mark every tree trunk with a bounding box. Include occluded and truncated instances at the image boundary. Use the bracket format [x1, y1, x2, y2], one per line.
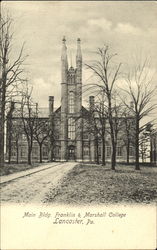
[150, 139, 153, 163]
[39, 144, 42, 163]
[127, 141, 130, 164]
[8, 121, 12, 164]
[102, 133, 106, 165]
[16, 139, 19, 164]
[111, 142, 116, 170]
[0, 109, 5, 168]
[95, 137, 99, 164]
[142, 150, 144, 163]
[0, 61, 7, 168]
[89, 140, 91, 162]
[108, 97, 116, 170]
[135, 119, 140, 170]
[28, 145, 32, 165]
[16, 145, 19, 164]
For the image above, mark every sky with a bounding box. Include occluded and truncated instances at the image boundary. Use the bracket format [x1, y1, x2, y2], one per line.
[2, 1, 157, 110]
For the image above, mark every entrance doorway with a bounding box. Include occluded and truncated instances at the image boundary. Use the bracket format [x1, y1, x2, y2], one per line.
[68, 145, 75, 161]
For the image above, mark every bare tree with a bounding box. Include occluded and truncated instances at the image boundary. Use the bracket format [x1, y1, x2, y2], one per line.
[20, 85, 37, 165]
[92, 94, 108, 165]
[33, 117, 50, 163]
[12, 121, 22, 164]
[11, 105, 25, 164]
[0, 13, 27, 167]
[6, 101, 15, 163]
[121, 58, 157, 170]
[139, 131, 150, 163]
[89, 108, 101, 164]
[85, 45, 122, 170]
[121, 106, 136, 163]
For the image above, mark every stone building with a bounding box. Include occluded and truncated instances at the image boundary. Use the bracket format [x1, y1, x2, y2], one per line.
[48, 37, 135, 162]
[6, 37, 135, 163]
[6, 104, 49, 163]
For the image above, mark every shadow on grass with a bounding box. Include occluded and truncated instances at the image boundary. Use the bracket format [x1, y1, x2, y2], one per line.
[0, 162, 41, 176]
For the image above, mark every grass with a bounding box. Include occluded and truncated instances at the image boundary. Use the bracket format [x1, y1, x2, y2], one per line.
[0, 162, 47, 176]
[44, 163, 157, 205]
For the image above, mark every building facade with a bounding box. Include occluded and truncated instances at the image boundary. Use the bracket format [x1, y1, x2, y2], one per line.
[6, 37, 135, 163]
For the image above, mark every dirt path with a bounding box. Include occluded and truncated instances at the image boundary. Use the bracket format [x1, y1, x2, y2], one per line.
[1, 162, 77, 204]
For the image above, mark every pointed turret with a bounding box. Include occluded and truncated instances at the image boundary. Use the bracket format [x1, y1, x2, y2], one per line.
[76, 38, 82, 109]
[76, 38, 82, 78]
[61, 37, 68, 161]
[61, 36, 68, 60]
[61, 36, 68, 83]
[76, 38, 82, 161]
[76, 38, 82, 61]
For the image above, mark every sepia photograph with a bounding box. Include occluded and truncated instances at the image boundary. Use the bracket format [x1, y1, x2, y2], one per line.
[0, 1, 157, 249]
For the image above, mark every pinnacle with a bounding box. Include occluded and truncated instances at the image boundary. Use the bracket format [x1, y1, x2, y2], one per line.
[62, 36, 66, 43]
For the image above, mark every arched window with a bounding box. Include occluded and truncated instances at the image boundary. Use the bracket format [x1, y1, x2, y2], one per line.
[69, 91, 75, 113]
[68, 117, 75, 140]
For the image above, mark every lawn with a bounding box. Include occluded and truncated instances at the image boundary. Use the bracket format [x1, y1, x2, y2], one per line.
[44, 163, 157, 205]
[0, 162, 47, 176]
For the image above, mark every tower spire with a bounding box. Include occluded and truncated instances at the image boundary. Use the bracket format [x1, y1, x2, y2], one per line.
[70, 50, 73, 67]
[61, 36, 68, 83]
[76, 38, 82, 60]
[61, 36, 68, 67]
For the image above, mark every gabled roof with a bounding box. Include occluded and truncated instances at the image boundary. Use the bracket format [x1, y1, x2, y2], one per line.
[81, 106, 90, 116]
[54, 106, 61, 114]
[54, 106, 89, 116]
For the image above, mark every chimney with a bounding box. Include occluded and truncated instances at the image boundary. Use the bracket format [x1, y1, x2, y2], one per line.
[89, 96, 95, 110]
[49, 96, 54, 116]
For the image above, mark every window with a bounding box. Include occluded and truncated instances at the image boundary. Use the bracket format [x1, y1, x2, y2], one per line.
[68, 118, 75, 140]
[32, 147, 38, 157]
[43, 147, 48, 157]
[83, 147, 89, 156]
[21, 134, 27, 140]
[55, 133, 60, 139]
[98, 146, 101, 156]
[21, 147, 27, 157]
[83, 133, 88, 139]
[69, 92, 75, 113]
[55, 147, 60, 155]
[11, 149, 16, 157]
[117, 147, 122, 157]
[106, 146, 111, 157]
[129, 147, 134, 157]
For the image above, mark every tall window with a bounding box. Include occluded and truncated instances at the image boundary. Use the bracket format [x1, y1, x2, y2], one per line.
[21, 147, 27, 157]
[83, 146, 89, 156]
[32, 147, 38, 159]
[68, 118, 75, 140]
[117, 147, 122, 157]
[11, 149, 16, 157]
[43, 147, 48, 158]
[106, 146, 111, 157]
[129, 146, 134, 157]
[98, 146, 101, 157]
[69, 92, 75, 113]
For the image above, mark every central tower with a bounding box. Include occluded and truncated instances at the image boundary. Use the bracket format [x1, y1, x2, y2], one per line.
[60, 37, 82, 161]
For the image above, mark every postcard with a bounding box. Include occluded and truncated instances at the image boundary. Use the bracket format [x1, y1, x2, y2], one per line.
[1, 1, 157, 249]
